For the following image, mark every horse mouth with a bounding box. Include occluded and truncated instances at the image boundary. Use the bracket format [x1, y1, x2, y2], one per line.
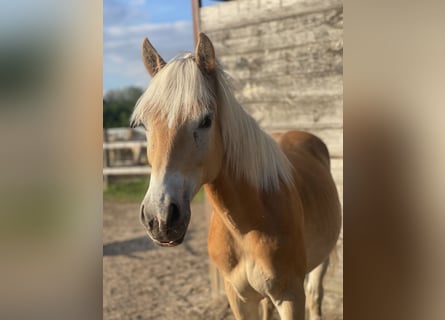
[153, 235, 185, 247]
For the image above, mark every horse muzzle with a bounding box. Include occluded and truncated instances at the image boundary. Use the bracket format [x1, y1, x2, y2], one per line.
[140, 203, 190, 247]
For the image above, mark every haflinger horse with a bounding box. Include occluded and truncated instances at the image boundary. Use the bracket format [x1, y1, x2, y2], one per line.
[131, 33, 341, 320]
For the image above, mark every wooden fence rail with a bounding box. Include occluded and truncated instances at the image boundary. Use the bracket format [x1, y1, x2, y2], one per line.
[103, 138, 150, 187]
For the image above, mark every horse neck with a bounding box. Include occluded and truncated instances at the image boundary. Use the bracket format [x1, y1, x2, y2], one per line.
[204, 162, 300, 239]
[204, 168, 266, 235]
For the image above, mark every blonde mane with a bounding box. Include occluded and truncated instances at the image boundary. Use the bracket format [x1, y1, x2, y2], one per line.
[131, 53, 215, 127]
[131, 53, 294, 192]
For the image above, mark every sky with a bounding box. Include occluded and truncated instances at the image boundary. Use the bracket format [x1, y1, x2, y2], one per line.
[103, 0, 217, 92]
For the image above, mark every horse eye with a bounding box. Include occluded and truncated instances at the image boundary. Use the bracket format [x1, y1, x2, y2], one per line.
[198, 115, 212, 129]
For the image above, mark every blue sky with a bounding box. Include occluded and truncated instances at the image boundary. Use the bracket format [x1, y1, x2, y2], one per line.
[103, 0, 217, 92]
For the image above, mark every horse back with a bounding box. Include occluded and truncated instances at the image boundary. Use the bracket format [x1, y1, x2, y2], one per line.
[271, 131, 330, 169]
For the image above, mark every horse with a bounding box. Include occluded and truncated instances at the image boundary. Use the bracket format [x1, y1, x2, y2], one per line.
[131, 33, 342, 320]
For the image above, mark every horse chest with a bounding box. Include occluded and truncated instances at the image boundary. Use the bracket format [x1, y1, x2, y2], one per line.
[208, 212, 277, 298]
[228, 257, 273, 299]
[209, 237, 272, 298]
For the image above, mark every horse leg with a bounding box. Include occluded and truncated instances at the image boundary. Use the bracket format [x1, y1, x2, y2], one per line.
[269, 279, 305, 320]
[224, 280, 261, 320]
[306, 258, 329, 320]
[260, 297, 274, 320]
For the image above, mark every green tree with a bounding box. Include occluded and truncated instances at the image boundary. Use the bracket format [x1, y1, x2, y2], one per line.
[103, 86, 144, 128]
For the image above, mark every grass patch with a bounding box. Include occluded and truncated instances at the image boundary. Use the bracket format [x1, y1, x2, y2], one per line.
[104, 176, 205, 203]
[104, 176, 149, 202]
[193, 188, 205, 203]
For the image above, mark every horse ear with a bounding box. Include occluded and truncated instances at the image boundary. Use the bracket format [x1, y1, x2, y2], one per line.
[195, 33, 216, 73]
[141, 38, 166, 77]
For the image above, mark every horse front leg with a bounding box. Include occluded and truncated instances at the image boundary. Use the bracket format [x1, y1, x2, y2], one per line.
[260, 297, 274, 320]
[306, 258, 330, 320]
[224, 280, 261, 320]
[269, 278, 306, 320]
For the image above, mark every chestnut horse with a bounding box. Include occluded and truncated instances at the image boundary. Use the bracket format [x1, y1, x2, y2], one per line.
[131, 33, 341, 320]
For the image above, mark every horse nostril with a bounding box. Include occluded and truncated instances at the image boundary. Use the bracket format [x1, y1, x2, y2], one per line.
[148, 217, 155, 229]
[140, 205, 145, 222]
[167, 203, 181, 227]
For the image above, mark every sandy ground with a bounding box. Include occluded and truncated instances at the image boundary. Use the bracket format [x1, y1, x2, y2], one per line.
[103, 199, 342, 320]
[103, 200, 235, 320]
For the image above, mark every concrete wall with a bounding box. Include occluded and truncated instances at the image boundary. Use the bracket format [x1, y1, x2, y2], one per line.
[200, 0, 342, 191]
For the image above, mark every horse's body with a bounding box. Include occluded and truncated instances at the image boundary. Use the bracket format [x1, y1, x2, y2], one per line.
[206, 131, 341, 319]
[131, 33, 341, 320]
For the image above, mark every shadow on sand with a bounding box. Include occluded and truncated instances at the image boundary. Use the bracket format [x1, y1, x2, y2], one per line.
[103, 236, 155, 259]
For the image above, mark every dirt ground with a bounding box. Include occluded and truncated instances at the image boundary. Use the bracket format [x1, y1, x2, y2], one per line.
[103, 200, 235, 320]
[103, 199, 343, 320]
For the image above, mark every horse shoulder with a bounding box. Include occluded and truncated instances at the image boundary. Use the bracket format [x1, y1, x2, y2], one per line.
[207, 211, 239, 275]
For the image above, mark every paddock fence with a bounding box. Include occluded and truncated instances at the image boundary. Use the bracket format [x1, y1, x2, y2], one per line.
[103, 128, 150, 187]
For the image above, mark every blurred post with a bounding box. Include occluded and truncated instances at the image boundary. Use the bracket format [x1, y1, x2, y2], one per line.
[191, 0, 202, 45]
[0, 1, 102, 319]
